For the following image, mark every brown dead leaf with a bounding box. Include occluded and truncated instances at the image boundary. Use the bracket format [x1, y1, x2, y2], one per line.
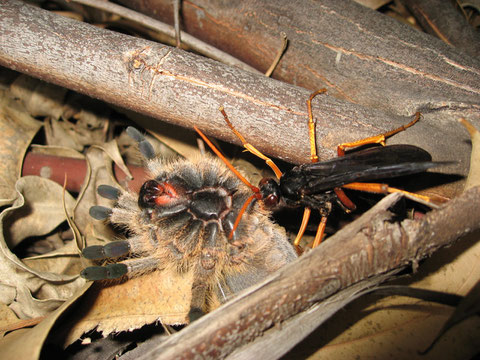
[5, 176, 76, 248]
[0, 176, 85, 319]
[0, 303, 20, 337]
[44, 94, 109, 150]
[9, 74, 67, 119]
[353, 0, 391, 10]
[64, 268, 194, 345]
[459, 118, 480, 190]
[23, 240, 83, 277]
[420, 279, 480, 354]
[92, 139, 133, 184]
[0, 283, 90, 360]
[0, 90, 42, 205]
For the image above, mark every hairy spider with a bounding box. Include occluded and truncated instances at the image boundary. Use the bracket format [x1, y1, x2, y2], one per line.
[81, 127, 297, 320]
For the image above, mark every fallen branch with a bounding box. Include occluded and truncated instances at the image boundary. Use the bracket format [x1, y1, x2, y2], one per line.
[133, 187, 480, 359]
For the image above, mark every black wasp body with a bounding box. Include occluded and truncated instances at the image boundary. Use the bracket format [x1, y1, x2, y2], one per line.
[257, 144, 439, 215]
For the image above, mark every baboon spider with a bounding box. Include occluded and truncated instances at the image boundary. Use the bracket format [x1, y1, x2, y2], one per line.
[81, 126, 297, 320]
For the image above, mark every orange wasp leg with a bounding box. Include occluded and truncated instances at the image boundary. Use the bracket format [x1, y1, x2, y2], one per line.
[296, 89, 328, 250]
[342, 182, 432, 202]
[194, 125, 263, 239]
[333, 112, 423, 220]
[304, 102, 423, 249]
[334, 111, 426, 211]
[220, 107, 283, 180]
[337, 112, 421, 156]
[293, 207, 311, 254]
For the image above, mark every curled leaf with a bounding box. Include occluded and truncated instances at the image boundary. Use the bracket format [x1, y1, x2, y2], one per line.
[459, 118, 480, 190]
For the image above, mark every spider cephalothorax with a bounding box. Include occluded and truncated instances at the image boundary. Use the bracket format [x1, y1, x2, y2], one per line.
[81, 127, 297, 319]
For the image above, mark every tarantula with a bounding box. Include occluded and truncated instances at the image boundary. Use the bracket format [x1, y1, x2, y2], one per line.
[81, 127, 297, 320]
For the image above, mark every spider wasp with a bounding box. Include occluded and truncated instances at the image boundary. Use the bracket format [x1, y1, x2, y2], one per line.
[195, 89, 449, 252]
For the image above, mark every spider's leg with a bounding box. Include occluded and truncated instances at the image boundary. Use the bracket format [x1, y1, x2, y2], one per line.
[126, 126, 156, 160]
[81, 257, 160, 280]
[187, 223, 219, 322]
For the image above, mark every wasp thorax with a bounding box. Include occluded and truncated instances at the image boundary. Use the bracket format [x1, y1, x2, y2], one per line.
[189, 187, 232, 221]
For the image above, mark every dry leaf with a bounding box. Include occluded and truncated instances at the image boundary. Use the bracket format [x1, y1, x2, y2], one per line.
[44, 94, 109, 150]
[92, 139, 133, 183]
[353, 0, 391, 10]
[459, 118, 480, 190]
[5, 176, 76, 247]
[0, 177, 85, 319]
[9, 74, 67, 119]
[64, 268, 194, 345]
[0, 283, 90, 360]
[0, 303, 20, 337]
[0, 90, 42, 205]
[421, 279, 480, 354]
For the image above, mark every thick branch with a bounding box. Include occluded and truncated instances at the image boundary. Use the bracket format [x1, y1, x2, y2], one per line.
[119, 0, 480, 116]
[0, 1, 472, 198]
[137, 187, 480, 359]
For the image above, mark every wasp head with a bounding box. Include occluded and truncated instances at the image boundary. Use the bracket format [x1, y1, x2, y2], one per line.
[258, 178, 281, 208]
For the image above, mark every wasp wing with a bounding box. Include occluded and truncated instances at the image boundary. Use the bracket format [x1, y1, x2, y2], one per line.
[287, 145, 445, 194]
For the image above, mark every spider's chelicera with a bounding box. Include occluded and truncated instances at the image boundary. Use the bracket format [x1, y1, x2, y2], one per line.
[81, 127, 297, 320]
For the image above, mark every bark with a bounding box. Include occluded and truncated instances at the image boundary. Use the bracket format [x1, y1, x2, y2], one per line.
[400, 0, 480, 58]
[118, 0, 480, 115]
[0, 0, 475, 199]
[133, 187, 480, 359]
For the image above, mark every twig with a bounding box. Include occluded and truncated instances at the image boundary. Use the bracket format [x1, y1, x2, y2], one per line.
[400, 0, 480, 58]
[173, 0, 181, 48]
[264, 32, 288, 77]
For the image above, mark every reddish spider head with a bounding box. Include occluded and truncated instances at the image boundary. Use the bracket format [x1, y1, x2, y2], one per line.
[139, 180, 180, 208]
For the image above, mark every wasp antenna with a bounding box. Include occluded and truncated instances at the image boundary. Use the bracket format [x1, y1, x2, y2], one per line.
[126, 126, 156, 160]
[193, 126, 260, 194]
[219, 108, 283, 179]
[228, 193, 259, 240]
[97, 184, 121, 200]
